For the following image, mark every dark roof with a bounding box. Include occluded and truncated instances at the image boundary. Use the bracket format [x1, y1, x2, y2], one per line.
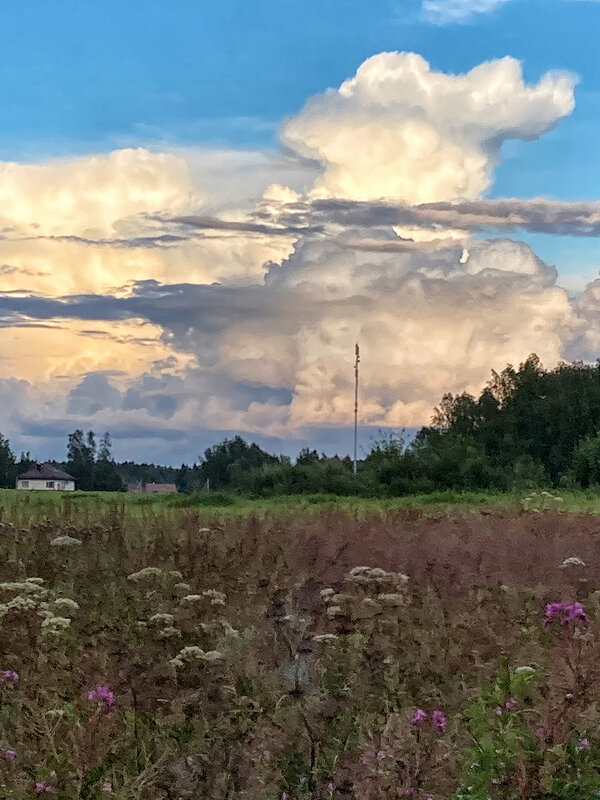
[18, 463, 75, 481]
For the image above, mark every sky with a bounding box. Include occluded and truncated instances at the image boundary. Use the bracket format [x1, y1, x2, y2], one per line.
[1, 0, 600, 463]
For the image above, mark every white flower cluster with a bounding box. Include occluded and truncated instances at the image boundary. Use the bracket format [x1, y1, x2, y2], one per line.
[169, 646, 225, 668]
[319, 566, 411, 625]
[560, 556, 586, 569]
[0, 577, 78, 637]
[50, 535, 82, 547]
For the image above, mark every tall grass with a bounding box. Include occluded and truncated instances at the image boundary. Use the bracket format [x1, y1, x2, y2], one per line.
[1, 499, 600, 796]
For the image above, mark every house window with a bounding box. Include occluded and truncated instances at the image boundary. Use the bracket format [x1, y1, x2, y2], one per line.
[21, 480, 29, 488]
[46, 481, 55, 489]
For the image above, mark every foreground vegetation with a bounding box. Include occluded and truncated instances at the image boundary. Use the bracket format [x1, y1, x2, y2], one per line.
[2, 498, 600, 797]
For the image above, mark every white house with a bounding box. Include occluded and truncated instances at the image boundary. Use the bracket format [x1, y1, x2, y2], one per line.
[16, 463, 76, 491]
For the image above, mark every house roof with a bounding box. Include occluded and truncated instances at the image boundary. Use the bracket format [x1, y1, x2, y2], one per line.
[18, 463, 75, 481]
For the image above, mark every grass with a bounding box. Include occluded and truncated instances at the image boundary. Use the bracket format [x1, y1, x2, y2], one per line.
[3, 486, 600, 520]
[1, 495, 600, 796]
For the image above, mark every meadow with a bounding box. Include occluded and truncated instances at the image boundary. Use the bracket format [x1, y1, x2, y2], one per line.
[2, 491, 600, 798]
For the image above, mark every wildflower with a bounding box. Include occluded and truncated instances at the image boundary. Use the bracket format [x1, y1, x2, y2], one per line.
[377, 593, 406, 607]
[504, 697, 517, 711]
[127, 567, 163, 582]
[561, 556, 586, 568]
[102, 782, 114, 794]
[3, 749, 16, 761]
[495, 705, 504, 716]
[202, 589, 226, 606]
[202, 650, 225, 663]
[1, 669, 18, 683]
[53, 598, 79, 612]
[412, 708, 428, 725]
[327, 781, 335, 793]
[35, 782, 53, 794]
[535, 726, 547, 739]
[543, 601, 587, 627]
[491, 779, 499, 786]
[579, 738, 590, 749]
[431, 709, 447, 733]
[149, 613, 175, 625]
[50, 535, 82, 547]
[282, 793, 290, 800]
[87, 685, 116, 713]
[404, 790, 415, 796]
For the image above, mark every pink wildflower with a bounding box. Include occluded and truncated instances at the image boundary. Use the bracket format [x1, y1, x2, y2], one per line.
[86, 685, 116, 713]
[404, 789, 415, 796]
[1, 669, 18, 683]
[3, 749, 16, 761]
[431, 709, 447, 733]
[326, 781, 335, 793]
[495, 705, 503, 716]
[102, 782, 114, 795]
[535, 726, 547, 739]
[504, 697, 517, 711]
[282, 793, 290, 800]
[491, 779, 499, 786]
[411, 708, 428, 725]
[35, 782, 53, 794]
[544, 601, 587, 627]
[579, 738, 590, 749]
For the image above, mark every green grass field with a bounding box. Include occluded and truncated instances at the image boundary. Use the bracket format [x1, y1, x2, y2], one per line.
[2, 485, 600, 518]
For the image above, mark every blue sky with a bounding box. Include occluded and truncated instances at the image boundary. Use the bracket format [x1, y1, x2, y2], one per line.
[1, 0, 600, 462]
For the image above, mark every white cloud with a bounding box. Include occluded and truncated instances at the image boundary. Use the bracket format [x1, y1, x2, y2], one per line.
[282, 53, 575, 204]
[0, 51, 596, 459]
[422, 0, 513, 23]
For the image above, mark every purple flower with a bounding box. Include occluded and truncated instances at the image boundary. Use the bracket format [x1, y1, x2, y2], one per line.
[2, 749, 16, 761]
[102, 782, 114, 795]
[1, 669, 18, 683]
[35, 782, 53, 794]
[86, 684, 116, 713]
[431, 709, 447, 733]
[535, 726, 547, 739]
[411, 708, 428, 725]
[544, 601, 587, 627]
[326, 782, 335, 793]
[504, 697, 517, 711]
[579, 738, 590, 749]
[282, 793, 290, 800]
[404, 790, 415, 796]
[491, 779, 499, 786]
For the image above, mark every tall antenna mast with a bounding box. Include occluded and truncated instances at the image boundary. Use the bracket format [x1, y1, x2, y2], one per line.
[354, 343, 360, 475]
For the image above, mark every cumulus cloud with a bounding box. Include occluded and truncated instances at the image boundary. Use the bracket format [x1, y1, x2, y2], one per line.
[422, 0, 513, 24]
[0, 51, 598, 460]
[282, 53, 575, 203]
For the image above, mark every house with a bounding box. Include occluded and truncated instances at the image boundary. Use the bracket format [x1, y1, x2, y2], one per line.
[16, 463, 76, 491]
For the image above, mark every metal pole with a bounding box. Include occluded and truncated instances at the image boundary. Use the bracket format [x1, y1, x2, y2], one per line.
[354, 343, 360, 474]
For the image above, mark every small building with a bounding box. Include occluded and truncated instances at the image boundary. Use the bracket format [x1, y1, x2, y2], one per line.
[144, 482, 177, 494]
[126, 481, 177, 494]
[16, 463, 76, 492]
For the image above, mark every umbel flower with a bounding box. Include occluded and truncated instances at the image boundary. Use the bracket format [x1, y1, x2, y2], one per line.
[87, 685, 116, 714]
[543, 601, 587, 627]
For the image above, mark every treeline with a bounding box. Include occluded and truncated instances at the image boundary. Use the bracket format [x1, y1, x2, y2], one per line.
[180, 355, 600, 495]
[3, 354, 600, 494]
